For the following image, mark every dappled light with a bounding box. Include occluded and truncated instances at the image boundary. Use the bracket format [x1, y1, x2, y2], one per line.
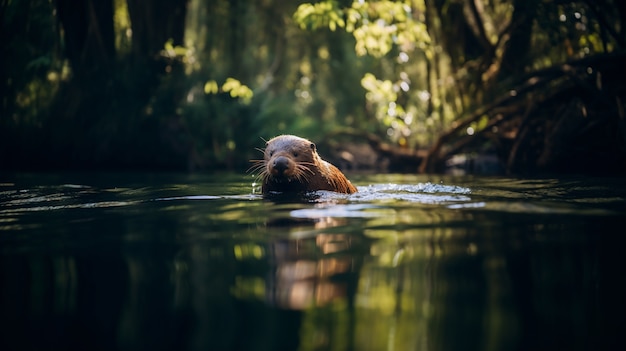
[1, 173, 624, 350]
[1, 0, 625, 350]
[1, 0, 623, 174]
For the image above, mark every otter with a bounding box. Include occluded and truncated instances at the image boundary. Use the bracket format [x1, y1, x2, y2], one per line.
[251, 135, 358, 194]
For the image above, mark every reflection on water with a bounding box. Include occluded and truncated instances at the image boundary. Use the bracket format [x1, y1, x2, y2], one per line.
[0, 173, 624, 351]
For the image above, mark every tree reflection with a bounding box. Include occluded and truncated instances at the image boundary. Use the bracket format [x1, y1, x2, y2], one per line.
[1, 205, 623, 351]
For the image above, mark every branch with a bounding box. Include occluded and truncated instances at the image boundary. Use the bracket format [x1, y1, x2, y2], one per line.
[466, 0, 495, 57]
[419, 51, 626, 173]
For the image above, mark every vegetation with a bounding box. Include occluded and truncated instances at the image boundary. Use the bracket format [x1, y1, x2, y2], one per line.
[1, 0, 624, 174]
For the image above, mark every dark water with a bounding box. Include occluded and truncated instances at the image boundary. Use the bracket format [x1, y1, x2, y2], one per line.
[1, 172, 624, 351]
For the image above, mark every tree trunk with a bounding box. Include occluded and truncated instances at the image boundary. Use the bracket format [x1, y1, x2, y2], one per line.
[496, 0, 539, 82]
[126, 0, 188, 60]
[55, 0, 115, 73]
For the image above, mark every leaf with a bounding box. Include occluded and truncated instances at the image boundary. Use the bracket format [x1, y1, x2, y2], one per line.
[221, 78, 254, 104]
[222, 77, 242, 92]
[204, 80, 219, 94]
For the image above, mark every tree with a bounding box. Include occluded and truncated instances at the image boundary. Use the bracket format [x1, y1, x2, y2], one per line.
[2, 0, 624, 174]
[4, 0, 193, 169]
[294, 0, 625, 175]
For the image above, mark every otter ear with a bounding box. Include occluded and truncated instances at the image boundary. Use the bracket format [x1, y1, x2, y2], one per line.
[310, 143, 316, 150]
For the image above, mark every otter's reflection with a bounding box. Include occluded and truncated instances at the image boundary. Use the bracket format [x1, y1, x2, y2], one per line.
[265, 232, 358, 309]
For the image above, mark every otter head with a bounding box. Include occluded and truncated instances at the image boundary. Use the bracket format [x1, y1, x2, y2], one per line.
[249, 135, 320, 193]
[264, 135, 317, 181]
[250, 134, 358, 195]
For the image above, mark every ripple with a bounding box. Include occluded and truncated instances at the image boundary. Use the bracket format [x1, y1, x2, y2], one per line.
[326, 182, 474, 204]
[0, 200, 138, 214]
[154, 195, 222, 201]
[360, 182, 471, 194]
[290, 204, 388, 218]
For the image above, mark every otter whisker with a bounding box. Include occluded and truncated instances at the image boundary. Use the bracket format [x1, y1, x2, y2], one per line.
[292, 165, 311, 180]
[247, 167, 265, 176]
[256, 170, 270, 184]
[248, 161, 265, 167]
[293, 170, 307, 184]
[247, 161, 264, 169]
[296, 163, 315, 176]
[247, 160, 266, 174]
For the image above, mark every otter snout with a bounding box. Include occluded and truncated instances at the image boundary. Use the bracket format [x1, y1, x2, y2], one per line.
[271, 156, 291, 176]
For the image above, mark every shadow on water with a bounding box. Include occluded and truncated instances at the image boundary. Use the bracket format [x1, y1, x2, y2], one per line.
[0, 172, 624, 351]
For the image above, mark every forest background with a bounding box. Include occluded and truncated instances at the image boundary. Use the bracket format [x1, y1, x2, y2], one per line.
[1, 0, 624, 175]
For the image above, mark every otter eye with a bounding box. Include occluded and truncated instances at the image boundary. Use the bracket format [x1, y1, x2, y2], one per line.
[293, 152, 298, 157]
[310, 143, 316, 150]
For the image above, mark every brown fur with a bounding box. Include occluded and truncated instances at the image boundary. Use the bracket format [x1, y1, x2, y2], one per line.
[250, 135, 358, 194]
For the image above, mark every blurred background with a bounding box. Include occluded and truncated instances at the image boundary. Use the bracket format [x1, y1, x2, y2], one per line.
[1, 0, 624, 175]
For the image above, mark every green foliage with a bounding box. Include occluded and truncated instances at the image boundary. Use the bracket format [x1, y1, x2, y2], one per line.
[1, 0, 59, 124]
[162, 39, 190, 60]
[295, 1, 430, 57]
[2, 0, 624, 171]
[294, 1, 345, 31]
[220, 78, 254, 104]
[294, 1, 435, 147]
[203, 78, 253, 104]
[348, 0, 430, 57]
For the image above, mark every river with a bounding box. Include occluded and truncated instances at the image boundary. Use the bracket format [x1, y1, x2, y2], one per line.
[1, 172, 624, 351]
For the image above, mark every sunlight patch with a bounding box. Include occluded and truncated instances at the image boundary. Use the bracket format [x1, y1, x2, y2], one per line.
[290, 204, 388, 218]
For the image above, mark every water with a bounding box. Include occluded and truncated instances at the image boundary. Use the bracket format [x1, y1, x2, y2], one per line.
[1, 172, 624, 351]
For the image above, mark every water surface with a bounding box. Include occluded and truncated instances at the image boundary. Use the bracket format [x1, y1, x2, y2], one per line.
[1, 172, 624, 351]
